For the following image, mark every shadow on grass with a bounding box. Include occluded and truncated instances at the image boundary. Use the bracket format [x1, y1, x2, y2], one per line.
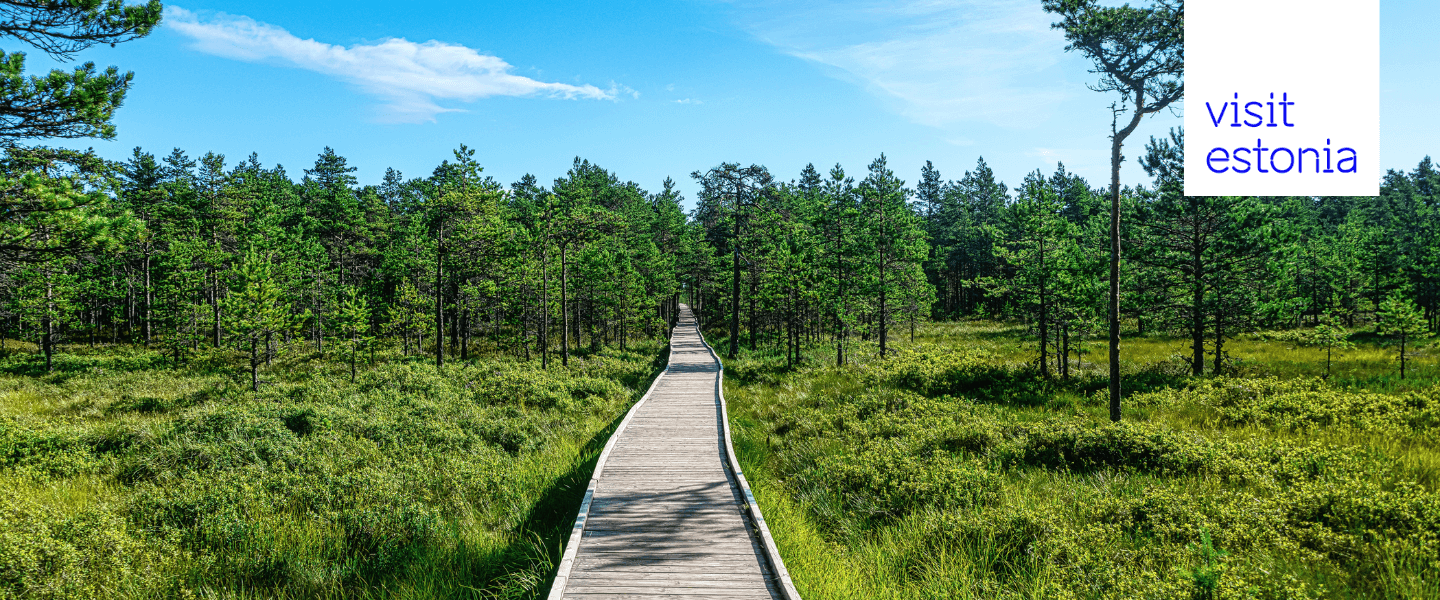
[464, 344, 670, 599]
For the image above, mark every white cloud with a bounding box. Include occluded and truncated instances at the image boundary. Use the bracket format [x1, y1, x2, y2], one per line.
[610, 82, 641, 99]
[673, 98, 703, 104]
[165, 6, 615, 122]
[730, 0, 1072, 129]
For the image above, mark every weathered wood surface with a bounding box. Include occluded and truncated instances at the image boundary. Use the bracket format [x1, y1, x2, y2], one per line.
[550, 305, 795, 599]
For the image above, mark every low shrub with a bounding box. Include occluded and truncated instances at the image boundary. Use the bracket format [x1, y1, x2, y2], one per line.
[822, 442, 1001, 519]
[0, 341, 666, 598]
[1136, 377, 1440, 433]
[726, 340, 1440, 599]
[0, 493, 178, 600]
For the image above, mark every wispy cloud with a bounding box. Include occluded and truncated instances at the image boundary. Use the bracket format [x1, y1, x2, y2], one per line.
[165, 6, 615, 122]
[611, 82, 641, 99]
[673, 98, 703, 104]
[729, 0, 1071, 129]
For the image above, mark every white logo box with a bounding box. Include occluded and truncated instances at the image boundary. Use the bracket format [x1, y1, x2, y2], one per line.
[1185, 0, 1378, 197]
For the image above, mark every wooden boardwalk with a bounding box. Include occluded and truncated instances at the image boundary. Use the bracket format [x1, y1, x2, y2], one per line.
[549, 305, 799, 600]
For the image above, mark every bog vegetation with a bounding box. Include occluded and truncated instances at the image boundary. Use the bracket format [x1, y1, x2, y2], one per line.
[3, 0, 1440, 598]
[2, 341, 666, 598]
[720, 325, 1440, 599]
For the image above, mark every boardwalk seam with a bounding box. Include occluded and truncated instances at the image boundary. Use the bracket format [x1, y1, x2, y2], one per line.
[545, 339, 672, 600]
[696, 324, 804, 600]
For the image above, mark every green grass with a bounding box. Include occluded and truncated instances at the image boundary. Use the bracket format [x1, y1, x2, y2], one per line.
[716, 322, 1440, 600]
[0, 340, 666, 599]
[911, 320, 1440, 393]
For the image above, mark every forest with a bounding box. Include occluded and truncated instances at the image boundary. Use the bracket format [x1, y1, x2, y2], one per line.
[687, 133, 1440, 383]
[7, 145, 697, 381]
[8, 136, 1439, 392]
[4, 0, 1439, 598]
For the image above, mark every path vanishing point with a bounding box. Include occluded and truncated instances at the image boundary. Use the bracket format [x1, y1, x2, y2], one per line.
[548, 305, 800, 600]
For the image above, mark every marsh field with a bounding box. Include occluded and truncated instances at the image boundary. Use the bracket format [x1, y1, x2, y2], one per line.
[0, 340, 667, 599]
[5, 318, 1436, 599]
[717, 321, 1440, 600]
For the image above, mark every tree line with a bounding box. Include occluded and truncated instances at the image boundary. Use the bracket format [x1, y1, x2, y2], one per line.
[682, 131, 1437, 382]
[9, 130, 1435, 389]
[1, 145, 700, 389]
[7, 128, 1436, 390]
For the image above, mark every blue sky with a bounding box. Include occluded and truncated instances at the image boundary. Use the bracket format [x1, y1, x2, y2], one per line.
[28, 0, 1440, 208]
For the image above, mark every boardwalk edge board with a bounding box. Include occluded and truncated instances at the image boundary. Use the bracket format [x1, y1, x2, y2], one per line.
[695, 321, 804, 600]
[546, 337, 674, 600]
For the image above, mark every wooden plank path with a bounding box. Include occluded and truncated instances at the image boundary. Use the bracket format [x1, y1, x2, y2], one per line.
[549, 305, 800, 600]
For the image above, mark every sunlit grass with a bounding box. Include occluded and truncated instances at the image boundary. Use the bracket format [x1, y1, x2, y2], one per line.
[717, 320, 1440, 600]
[911, 319, 1440, 388]
[0, 339, 666, 599]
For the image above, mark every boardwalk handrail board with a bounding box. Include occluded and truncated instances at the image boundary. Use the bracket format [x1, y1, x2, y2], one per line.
[546, 305, 801, 599]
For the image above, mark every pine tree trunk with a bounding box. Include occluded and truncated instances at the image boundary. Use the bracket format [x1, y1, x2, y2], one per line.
[879, 247, 888, 358]
[1062, 324, 1070, 379]
[1400, 334, 1407, 379]
[251, 338, 259, 392]
[314, 267, 324, 354]
[748, 273, 757, 352]
[1039, 239, 1049, 377]
[1192, 218, 1205, 376]
[435, 229, 445, 369]
[1213, 318, 1225, 376]
[561, 244, 569, 367]
[730, 222, 740, 359]
[43, 279, 53, 373]
[786, 297, 794, 368]
[144, 251, 152, 347]
[448, 291, 458, 356]
[1108, 122, 1131, 421]
[212, 271, 221, 348]
[1325, 344, 1332, 379]
[541, 247, 549, 369]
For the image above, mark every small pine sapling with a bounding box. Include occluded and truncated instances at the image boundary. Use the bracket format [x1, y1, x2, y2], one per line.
[222, 248, 301, 391]
[1376, 291, 1428, 380]
[337, 286, 374, 382]
[1308, 304, 1355, 379]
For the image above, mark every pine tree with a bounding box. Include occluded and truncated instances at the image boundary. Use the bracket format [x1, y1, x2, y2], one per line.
[816, 164, 858, 365]
[384, 279, 431, 356]
[0, 0, 161, 145]
[222, 248, 300, 391]
[12, 259, 78, 372]
[986, 171, 1073, 377]
[335, 286, 373, 381]
[857, 154, 926, 358]
[1376, 291, 1427, 380]
[1308, 302, 1354, 379]
[690, 162, 771, 359]
[421, 145, 503, 367]
[1045, 0, 1184, 421]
